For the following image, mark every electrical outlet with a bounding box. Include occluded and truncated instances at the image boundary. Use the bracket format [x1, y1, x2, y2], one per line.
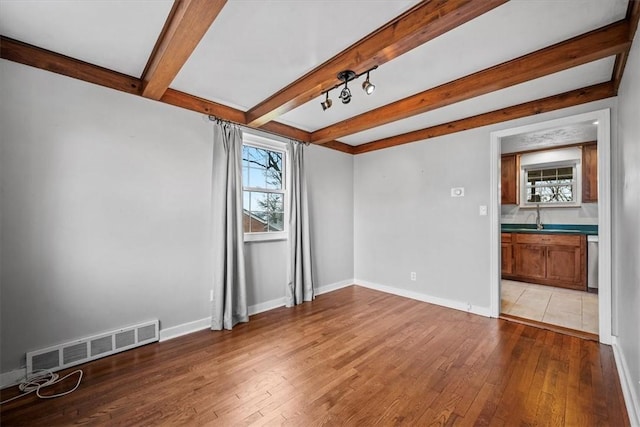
[209, 290, 213, 302]
[410, 272, 417, 281]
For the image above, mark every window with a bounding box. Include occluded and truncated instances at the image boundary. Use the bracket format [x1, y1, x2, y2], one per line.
[242, 134, 287, 241]
[522, 163, 578, 206]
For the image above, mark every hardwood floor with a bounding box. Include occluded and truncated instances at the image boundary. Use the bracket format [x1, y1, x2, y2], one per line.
[0, 286, 629, 426]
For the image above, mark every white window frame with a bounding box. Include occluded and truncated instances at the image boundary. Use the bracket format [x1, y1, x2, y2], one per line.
[520, 160, 581, 207]
[242, 133, 289, 242]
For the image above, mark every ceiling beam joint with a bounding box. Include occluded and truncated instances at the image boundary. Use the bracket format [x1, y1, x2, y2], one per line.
[310, 19, 631, 145]
[141, 0, 227, 100]
[245, 0, 508, 128]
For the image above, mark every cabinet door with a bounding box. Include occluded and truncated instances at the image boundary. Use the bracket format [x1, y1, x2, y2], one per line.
[546, 245, 585, 290]
[513, 244, 546, 281]
[582, 142, 598, 203]
[501, 154, 518, 205]
[501, 243, 513, 276]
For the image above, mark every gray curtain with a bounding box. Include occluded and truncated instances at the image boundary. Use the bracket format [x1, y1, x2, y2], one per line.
[286, 141, 314, 306]
[210, 120, 248, 330]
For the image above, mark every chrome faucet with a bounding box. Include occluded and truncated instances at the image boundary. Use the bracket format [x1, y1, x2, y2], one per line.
[536, 204, 543, 230]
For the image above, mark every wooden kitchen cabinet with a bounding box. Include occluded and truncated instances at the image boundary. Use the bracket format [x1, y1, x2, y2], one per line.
[513, 243, 547, 282]
[501, 154, 518, 205]
[582, 142, 598, 203]
[502, 232, 586, 291]
[501, 233, 513, 276]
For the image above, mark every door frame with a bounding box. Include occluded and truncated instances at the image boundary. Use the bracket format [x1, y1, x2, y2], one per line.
[489, 108, 612, 345]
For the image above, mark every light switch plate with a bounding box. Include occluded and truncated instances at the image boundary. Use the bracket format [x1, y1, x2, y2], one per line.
[451, 187, 464, 197]
[479, 205, 488, 216]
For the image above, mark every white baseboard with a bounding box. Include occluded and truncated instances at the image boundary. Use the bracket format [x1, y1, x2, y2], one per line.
[315, 279, 354, 295]
[612, 337, 640, 427]
[248, 297, 286, 316]
[159, 279, 354, 342]
[159, 317, 211, 342]
[354, 279, 491, 318]
[1, 368, 26, 389]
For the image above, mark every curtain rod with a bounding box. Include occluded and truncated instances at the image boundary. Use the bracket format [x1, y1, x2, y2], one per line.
[206, 115, 309, 146]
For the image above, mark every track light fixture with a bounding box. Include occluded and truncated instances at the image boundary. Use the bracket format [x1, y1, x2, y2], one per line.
[321, 92, 332, 110]
[362, 71, 375, 95]
[320, 65, 378, 111]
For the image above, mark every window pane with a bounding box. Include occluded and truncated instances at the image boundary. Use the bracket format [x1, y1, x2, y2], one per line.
[527, 184, 574, 203]
[242, 142, 285, 235]
[525, 165, 575, 204]
[242, 191, 284, 233]
[265, 150, 283, 190]
[242, 145, 282, 191]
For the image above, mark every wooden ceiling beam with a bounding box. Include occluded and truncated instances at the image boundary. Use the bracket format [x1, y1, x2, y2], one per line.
[141, 0, 227, 100]
[311, 20, 631, 144]
[245, 0, 508, 127]
[0, 36, 142, 95]
[0, 35, 355, 154]
[160, 88, 246, 123]
[353, 82, 616, 154]
[612, 0, 640, 92]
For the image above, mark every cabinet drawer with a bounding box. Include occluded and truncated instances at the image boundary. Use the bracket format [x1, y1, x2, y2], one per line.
[501, 233, 512, 243]
[514, 233, 582, 246]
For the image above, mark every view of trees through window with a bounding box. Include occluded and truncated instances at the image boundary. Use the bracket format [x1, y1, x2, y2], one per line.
[242, 145, 284, 233]
[525, 166, 575, 203]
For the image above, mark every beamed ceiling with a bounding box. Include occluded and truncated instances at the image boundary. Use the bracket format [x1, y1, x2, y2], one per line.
[1, 0, 639, 155]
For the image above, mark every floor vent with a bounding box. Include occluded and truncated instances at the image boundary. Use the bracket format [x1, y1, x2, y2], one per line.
[26, 320, 159, 375]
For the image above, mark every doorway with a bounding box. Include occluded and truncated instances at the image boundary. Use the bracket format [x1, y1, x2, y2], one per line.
[489, 109, 612, 344]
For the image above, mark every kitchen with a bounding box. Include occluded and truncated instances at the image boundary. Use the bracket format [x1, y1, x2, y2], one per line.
[499, 120, 600, 338]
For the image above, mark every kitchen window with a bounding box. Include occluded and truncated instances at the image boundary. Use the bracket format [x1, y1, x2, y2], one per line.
[242, 134, 288, 242]
[521, 162, 579, 206]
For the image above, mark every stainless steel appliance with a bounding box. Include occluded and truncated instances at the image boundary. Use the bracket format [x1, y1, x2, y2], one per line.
[587, 235, 599, 291]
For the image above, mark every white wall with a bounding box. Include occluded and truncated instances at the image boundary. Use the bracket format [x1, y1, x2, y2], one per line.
[354, 98, 616, 314]
[614, 27, 640, 422]
[306, 144, 354, 287]
[0, 60, 354, 374]
[354, 130, 492, 310]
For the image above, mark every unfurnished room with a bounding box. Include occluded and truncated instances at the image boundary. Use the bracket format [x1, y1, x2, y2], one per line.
[1, 0, 639, 425]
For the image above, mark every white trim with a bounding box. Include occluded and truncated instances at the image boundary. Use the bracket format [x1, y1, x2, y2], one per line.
[595, 109, 612, 345]
[519, 160, 580, 208]
[489, 109, 612, 344]
[355, 280, 491, 317]
[244, 231, 288, 243]
[159, 279, 355, 342]
[248, 297, 286, 316]
[490, 132, 501, 318]
[159, 317, 211, 342]
[242, 132, 290, 243]
[1, 368, 27, 389]
[315, 279, 354, 295]
[612, 337, 640, 427]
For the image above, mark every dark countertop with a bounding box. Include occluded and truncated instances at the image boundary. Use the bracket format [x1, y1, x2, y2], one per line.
[501, 223, 598, 236]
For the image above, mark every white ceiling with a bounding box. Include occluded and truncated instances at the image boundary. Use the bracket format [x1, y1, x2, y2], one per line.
[171, 0, 420, 111]
[501, 120, 598, 154]
[0, 0, 630, 147]
[0, 0, 174, 77]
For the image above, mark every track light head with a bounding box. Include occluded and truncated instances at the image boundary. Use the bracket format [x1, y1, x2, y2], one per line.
[362, 72, 375, 95]
[321, 92, 332, 111]
[339, 85, 351, 104]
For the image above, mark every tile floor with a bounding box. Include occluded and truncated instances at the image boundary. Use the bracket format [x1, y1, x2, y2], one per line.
[501, 280, 598, 334]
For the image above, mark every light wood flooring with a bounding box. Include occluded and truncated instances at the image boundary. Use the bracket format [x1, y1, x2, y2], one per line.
[501, 280, 598, 335]
[0, 285, 628, 426]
